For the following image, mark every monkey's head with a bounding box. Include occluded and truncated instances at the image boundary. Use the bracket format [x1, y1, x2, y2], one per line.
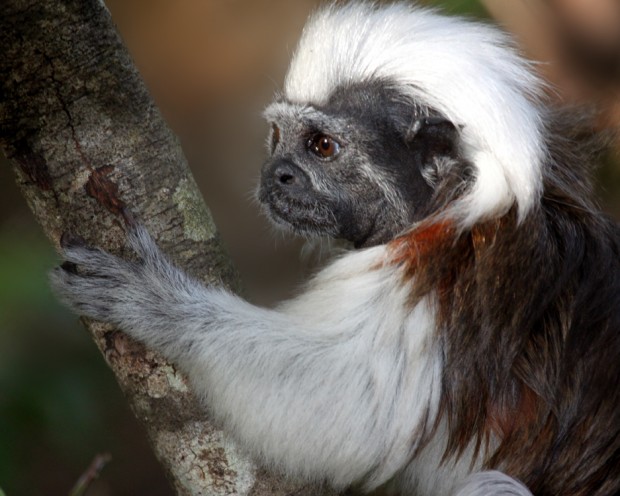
[259, 2, 548, 247]
[260, 82, 462, 247]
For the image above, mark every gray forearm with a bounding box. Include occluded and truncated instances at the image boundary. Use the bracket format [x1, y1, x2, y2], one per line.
[50, 228, 416, 488]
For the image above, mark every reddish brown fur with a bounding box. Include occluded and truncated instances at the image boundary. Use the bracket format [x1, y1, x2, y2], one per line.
[386, 187, 620, 495]
[388, 219, 456, 278]
[388, 215, 544, 454]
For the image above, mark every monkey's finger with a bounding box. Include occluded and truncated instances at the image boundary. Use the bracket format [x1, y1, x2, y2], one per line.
[126, 225, 165, 265]
[121, 207, 138, 228]
[60, 261, 79, 274]
[49, 266, 120, 321]
[59, 245, 138, 282]
[60, 231, 88, 249]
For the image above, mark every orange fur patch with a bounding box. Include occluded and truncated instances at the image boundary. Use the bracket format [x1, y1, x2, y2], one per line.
[387, 220, 457, 276]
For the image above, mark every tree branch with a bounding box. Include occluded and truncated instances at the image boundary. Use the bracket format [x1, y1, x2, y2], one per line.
[0, 1, 335, 494]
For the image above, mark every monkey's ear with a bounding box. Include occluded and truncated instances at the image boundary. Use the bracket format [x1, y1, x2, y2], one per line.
[406, 116, 460, 159]
[406, 117, 461, 186]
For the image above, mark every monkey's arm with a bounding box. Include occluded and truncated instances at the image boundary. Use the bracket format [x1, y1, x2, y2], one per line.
[50, 227, 440, 490]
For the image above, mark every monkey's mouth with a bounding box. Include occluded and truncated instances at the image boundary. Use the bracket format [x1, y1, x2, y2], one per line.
[258, 186, 338, 238]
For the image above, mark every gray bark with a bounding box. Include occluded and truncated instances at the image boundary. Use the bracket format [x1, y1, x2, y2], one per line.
[0, 1, 335, 495]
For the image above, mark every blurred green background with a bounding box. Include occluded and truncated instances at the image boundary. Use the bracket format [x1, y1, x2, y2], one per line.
[1, 0, 619, 494]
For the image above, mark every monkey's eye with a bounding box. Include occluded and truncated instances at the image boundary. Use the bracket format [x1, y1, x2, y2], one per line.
[307, 134, 341, 159]
[271, 124, 280, 154]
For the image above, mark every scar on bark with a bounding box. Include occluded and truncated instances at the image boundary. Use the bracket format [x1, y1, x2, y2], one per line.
[84, 164, 135, 225]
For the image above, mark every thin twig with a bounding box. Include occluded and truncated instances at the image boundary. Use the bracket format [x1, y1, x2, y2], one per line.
[69, 453, 112, 496]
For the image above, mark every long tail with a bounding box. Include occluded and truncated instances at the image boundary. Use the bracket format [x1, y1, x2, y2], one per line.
[453, 471, 533, 496]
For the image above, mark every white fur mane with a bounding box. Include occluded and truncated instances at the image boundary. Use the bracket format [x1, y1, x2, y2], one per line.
[283, 1, 547, 226]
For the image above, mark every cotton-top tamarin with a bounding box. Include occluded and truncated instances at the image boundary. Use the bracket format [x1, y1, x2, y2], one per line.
[51, 3, 620, 495]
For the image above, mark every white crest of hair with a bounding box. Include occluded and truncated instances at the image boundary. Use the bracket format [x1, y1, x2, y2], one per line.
[283, 1, 548, 226]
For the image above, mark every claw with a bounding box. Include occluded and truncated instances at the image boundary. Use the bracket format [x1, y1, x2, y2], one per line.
[60, 232, 87, 249]
[121, 207, 138, 228]
[60, 261, 79, 274]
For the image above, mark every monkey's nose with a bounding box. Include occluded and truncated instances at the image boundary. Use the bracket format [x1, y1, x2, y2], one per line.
[273, 162, 309, 188]
[276, 167, 296, 185]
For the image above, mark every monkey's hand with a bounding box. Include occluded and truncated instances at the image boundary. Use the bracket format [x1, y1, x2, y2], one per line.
[49, 226, 205, 353]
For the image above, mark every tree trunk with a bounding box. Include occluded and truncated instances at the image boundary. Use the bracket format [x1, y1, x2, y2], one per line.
[0, 1, 335, 495]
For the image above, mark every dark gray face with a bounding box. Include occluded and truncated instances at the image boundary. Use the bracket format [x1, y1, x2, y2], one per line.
[259, 81, 463, 248]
